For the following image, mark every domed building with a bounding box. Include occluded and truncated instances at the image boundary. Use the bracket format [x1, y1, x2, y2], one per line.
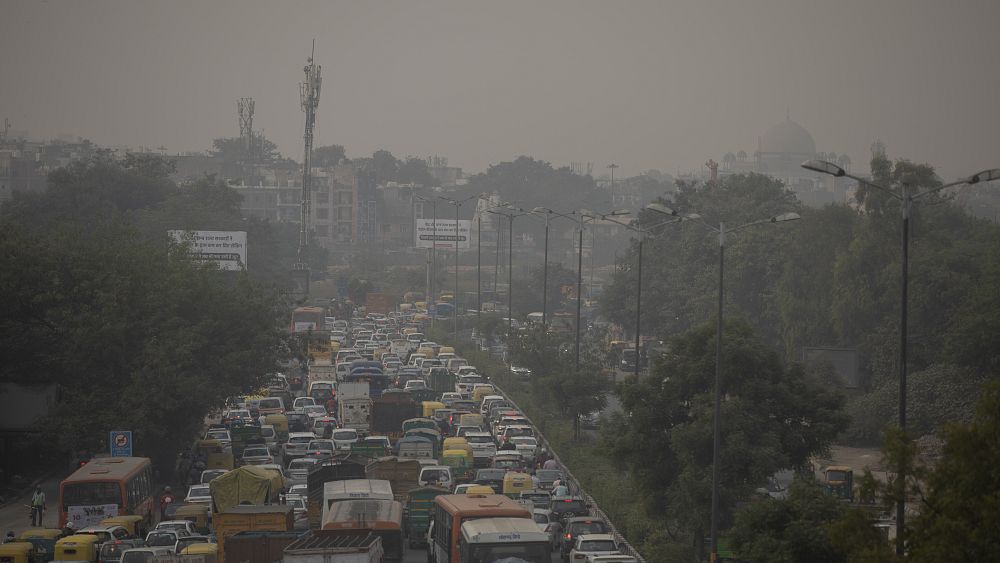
[720, 117, 852, 207]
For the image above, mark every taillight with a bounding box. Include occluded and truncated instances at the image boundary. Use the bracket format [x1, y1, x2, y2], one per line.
[565, 533, 572, 539]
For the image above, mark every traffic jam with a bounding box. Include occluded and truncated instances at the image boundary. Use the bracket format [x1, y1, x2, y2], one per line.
[6, 299, 638, 563]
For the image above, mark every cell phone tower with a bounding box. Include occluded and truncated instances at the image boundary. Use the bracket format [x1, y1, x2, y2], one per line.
[238, 97, 255, 177]
[297, 41, 322, 265]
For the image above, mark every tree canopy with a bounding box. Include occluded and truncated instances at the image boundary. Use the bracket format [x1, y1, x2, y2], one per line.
[602, 319, 847, 537]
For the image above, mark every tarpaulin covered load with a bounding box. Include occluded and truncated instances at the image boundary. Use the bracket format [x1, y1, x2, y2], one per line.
[209, 465, 284, 513]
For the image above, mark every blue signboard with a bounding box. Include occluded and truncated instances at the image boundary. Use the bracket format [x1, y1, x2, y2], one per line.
[110, 430, 133, 457]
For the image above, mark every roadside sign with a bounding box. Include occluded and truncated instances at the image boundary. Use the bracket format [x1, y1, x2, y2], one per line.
[110, 430, 133, 457]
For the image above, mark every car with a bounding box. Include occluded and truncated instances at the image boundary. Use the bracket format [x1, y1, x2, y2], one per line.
[418, 465, 453, 487]
[569, 534, 621, 562]
[284, 495, 307, 520]
[257, 463, 289, 487]
[306, 439, 336, 459]
[311, 416, 338, 438]
[199, 469, 227, 484]
[331, 428, 360, 450]
[301, 405, 328, 418]
[511, 436, 538, 462]
[282, 432, 317, 462]
[184, 484, 212, 507]
[589, 556, 638, 563]
[154, 520, 199, 537]
[285, 411, 312, 433]
[473, 468, 505, 492]
[241, 445, 274, 466]
[203, 428, 231, 448]
[521, 490, 552, 510]
[221, 409, 253, 426]
[550, 496, 590, 523]
[98, 539, 147, 563]
[144, 530, 182, 549]
[510, 365, 532, 378]
[535, 469, 565, 490]
[287, 483, 309, 498]
[120, 547, 174, 563]
[76, 525, 130, 543]
[173, 535, 212, 555]
[532, 508, 563, 551]
[285, 457, 320, 487]
[292, 397, 317, 410]
[403, 379, 428, 391]
[559, 517, 611, 559]
[440, 392, 463, 408]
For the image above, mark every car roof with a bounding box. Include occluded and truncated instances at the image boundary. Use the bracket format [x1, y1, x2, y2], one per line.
[577, 533, 616, 541]
[289, 432, 315, 438]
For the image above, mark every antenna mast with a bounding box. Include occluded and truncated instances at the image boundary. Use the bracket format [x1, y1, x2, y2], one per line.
[238, 97, 255, 178]
[297, 40, 322, 266]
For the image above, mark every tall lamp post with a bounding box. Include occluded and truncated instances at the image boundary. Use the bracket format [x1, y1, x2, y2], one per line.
[649, 203, 801, 562]
[487, 207, 529, 366]
[530, 207, 577, 332]
[440, 194, 478, 343]
[603, 210, 700, 378]
[414, 194, 437, 320]
[801, 160, 999, 554]
[572, 210, 629, 371]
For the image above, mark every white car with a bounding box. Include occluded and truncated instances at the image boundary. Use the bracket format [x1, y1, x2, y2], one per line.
[282, 432, 317, 460]
[456, 366, 479, 377]
[184, 484, 212, 507]
[404, 379, 428, 391]
[240, 445, 274, 466]
[331, 428, 360, 450]
[154, 520, 199, 537]
[292, 397, 317, 410]
[590, 556, 638, 563]
[286, 458, 320, 487]
[570, 534, 621, 562]
[510, 365, 532, 378]
[203, 428, 231, 448]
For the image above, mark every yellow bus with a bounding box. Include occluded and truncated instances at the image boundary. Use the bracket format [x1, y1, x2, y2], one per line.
[59, 457, 155, 529]
[430, 494, 532, 563]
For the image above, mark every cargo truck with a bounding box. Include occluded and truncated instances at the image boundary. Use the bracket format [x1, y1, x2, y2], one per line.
[336, 382, 372, 433]
[371, 391, 421, 442]
[282, 531, 384, 563]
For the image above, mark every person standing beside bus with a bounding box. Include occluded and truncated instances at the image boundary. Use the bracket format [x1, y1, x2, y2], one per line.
[30, 486, 46, 526]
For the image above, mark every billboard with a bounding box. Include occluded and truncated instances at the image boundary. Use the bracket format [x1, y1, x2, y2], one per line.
[169, 230, 247, 271]
[415, 219, 471, 250]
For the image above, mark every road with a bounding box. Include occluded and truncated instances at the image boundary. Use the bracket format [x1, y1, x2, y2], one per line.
[0, 475, 65, 536]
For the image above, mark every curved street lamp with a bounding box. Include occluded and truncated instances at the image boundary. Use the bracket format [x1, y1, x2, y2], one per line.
[648, 202, 801, 563]
[802, 159, 999, 553]
[440, 194, 479, 342]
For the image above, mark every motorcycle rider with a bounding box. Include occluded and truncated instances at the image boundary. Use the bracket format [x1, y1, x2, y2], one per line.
[159, 486, 174, 520]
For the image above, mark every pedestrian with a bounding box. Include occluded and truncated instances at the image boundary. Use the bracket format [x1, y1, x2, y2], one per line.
[29, 485, 46, 527]
[551, 480, 569, 497]
[531, 473, 540, 490]
[543, 457, 559, 470]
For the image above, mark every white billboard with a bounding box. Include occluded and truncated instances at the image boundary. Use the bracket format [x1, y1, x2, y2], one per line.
[415, 219, 471, 250]
[169, 230, 247, 271]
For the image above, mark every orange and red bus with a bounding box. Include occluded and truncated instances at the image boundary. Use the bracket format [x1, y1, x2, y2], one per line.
[431, 493, 532, 563]
[59, 457, 155, 529]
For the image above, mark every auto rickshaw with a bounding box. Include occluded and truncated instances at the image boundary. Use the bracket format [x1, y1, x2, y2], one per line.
[18, 528, 62, 563]
[464, 485, 495, 495]
[264, 413, 289, 441]
[195, 439, 234, 470]
[421, 401, 445, 418]
[824, 465, 855, 501]
[100, 515, 147, 539]
[503, 471, 533, 498]
[181, 542, 218, 562]
[441, 449, 474, 483]
[54, 534, 99, 563]
[174, 503, 212, 534]
[0, 542, 36, 563]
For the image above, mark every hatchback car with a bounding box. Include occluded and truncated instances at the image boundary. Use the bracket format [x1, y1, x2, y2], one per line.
[560, 517, 610, 559]
[331, 428, 360, 450]
[184, 484, 212, 507]
[154, 520, 198, 537]
[241, 445, 273, 466]
[418, 466, 453, 487]
[98, 539, 146, 563]
[282, 432, 317, 461]
[144, 530, 181, 549]
[550, 496, 590, 522]
[569, 534, 620, 562]
[533, 508, 562, 551]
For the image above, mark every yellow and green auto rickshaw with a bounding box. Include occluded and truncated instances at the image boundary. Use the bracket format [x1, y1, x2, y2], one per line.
[54, 534, 99, 563]
[17, 528, 62, 563]
[441, 449, 474, 483]
[100, 515, 148, 539]
[502, 471, 533, 498]
[180, 542, 218, 562]
[174, 503, 212, 534]
[0, 542, 36, 563]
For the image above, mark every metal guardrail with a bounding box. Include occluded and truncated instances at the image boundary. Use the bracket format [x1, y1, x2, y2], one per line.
[493, 379, 647, 563]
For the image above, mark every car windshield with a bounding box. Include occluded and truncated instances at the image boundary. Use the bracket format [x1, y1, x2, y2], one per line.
[333, 431, 357, 440]
[477, 470, 504, 480]
[570, 521, 609, 534]
[244, 447, 268, 456]
[122, 552, 156, 563]
[533, 513, 549, 524]
[465, 435, 493, 444]
[422, 469, 448, 481]
[289, 436, 312, 444]
[187, 485, 210, 497]
[308, 441, 333, 451]
[201, 470, 226, 483]
[553, 499, 588, 514]
[580, 540, 617, 552]
[206, 431, 229, 440]
[288, 459, 316, 470]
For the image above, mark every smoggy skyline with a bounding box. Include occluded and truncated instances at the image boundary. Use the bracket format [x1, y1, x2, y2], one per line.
[3, 0, 998, 180]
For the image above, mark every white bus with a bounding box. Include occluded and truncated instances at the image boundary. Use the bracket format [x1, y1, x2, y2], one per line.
[458, 517, 550, 562]
[322, 479, 394, 520]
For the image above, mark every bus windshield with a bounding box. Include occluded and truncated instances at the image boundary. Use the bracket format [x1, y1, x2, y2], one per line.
[61, 482, 121, 508]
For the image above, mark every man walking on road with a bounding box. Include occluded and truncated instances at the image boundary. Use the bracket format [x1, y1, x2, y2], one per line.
[30, 486, 46, 527]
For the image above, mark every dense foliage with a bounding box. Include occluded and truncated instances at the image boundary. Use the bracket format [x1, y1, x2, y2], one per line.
[0, 154, 292, 470]
[602, 319, 847, 541]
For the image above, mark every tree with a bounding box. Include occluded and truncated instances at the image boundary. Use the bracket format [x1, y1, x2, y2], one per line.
[312, 144, 346, 168]
[602, 319, 846, 541]
[907, 381, 1000, 562]
[510, 262, 577, 316]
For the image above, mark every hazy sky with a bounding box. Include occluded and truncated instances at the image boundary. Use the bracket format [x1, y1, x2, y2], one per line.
[3, 0, 998, 179]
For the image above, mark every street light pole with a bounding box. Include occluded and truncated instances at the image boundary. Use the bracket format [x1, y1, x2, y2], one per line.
[441, 195, 478, 344]
[801, 160, 998, 554]
[648, 203, 800, 562]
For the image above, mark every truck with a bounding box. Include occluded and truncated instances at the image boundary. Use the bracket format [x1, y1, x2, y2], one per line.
[365, 292, 398, 315]
[308, 360, 337, 385]
[223, 531, 301, 563]
[337, 382, 372, 433]
[371, 391, 421, 442]
[208, 465, 284, 513]
[427, 367, 454, 396]
[305, 459, 367, 530]
[282, 531, 384, 563]
[364, 456, 422, 504]
[213, 505, 293, 563]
